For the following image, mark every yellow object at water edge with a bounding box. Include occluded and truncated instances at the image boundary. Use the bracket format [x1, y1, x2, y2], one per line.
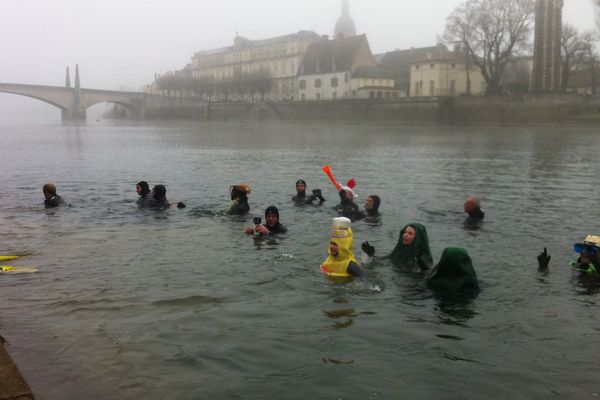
[0, 256, 20, 262]
[0, 266, 38, 274]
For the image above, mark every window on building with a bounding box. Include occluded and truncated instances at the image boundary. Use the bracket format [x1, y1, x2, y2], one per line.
[332, 92, 337, 99]
[344, 73, 349, 83]
[415, 65, 420, 70]
[451, 63, 456, 69]
[369, 91, 375, 99]
[385, 92, 391, 98]
[415, 82, 420, 96]
[377, 92, 383, 98]
[430, 63, 435, 69]
[352, 90, 357, 97]
[393, 92, 399, 98]
[316, 93, 321, 100]
[429, 81, 435, 95]
[301, 93, 305, 101]
[331, 77, 338, 87]
[299, 80, 306, 89]
[450, 80, 456, 95]
[315, 79, 322, 88]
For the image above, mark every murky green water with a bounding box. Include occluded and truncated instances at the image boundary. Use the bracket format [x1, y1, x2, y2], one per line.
[1, 117, 600, 399]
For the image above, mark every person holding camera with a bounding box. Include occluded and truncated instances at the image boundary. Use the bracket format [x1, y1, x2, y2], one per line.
[292, 179, 326, 205]
[245, 206, 288, 236]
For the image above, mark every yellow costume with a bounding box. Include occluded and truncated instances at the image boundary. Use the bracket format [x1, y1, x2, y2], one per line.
[320, 217, 358, 278]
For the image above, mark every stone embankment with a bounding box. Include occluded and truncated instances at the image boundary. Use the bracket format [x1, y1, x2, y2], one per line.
[143, 94, 600, 125]
[0, 339, 34, 400]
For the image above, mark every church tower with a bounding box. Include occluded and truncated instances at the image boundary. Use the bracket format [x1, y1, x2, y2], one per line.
[334, 0, 356, 39]
[532, 0, 563, 92]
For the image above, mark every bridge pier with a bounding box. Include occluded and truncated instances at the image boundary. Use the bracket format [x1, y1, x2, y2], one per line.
[125, 103, 145, 120]
[61, 106, 86, 122]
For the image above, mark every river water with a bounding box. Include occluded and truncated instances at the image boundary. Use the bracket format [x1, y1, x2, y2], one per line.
[1, 117, 599, 399]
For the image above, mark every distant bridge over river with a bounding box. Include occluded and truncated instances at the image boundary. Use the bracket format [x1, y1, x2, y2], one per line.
[0, 65, 205, 122]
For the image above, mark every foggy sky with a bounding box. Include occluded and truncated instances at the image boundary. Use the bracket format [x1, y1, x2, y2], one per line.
[0, 0, 597, 92]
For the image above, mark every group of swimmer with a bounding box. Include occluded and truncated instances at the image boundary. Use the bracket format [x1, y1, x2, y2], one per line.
[42, 171, 600, 293]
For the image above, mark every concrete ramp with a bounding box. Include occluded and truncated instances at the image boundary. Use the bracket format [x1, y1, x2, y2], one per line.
[0, 341, 34, 400]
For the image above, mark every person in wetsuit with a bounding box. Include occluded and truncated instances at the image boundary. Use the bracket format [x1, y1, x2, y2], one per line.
[538, 235, 600, 277]
[336, 187, 364, 221]
[464, 196, 485, 219]
[136, 181, 153, 208]
[292, 179, 326, 205]
[362, 222, 433, 272]
[150, 185, 170, 210]
[245, 205, 288, 236]
[425, 247, 479, 296]
[363, 195, 381, 224]
[228, 184, 251, 215]
[320, 217, 363, 277]
[42, 183, 65, 208]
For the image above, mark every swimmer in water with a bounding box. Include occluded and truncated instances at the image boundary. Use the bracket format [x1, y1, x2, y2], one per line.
[292, 179, 326, 205]
[320, 217, 363, 277]
[136, 181, 153, 208]
[362, 223, 433, 271]
[425, 247, 479, 296]
[228, 184, 251, 215]
[363, 195, 381, 224]
[245, 206, 288, 236]
[42, 183, 65, 208]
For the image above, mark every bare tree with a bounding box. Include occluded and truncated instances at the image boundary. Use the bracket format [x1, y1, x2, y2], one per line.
[444, 0, 535, 95]
[560, 23, 586, 92]
[581, 31, 599, 96]
[595, 0, 600, 31]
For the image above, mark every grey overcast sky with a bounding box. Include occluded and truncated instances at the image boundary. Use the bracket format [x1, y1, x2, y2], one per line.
[0, 0, 597, 91]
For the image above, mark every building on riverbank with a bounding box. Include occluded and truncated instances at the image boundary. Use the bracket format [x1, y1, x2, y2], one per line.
[297, 35, 403, 101]
[190, 31, 321, 101]
[409, 46, 485, 97]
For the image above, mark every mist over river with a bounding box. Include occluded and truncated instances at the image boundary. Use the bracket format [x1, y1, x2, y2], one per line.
[1, 117, 599, 399]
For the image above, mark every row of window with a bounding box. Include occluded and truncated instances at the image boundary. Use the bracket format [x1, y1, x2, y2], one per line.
[414, 63, 457, 70]
[299, 75, 351, 89]
[299, 91, 400, 101]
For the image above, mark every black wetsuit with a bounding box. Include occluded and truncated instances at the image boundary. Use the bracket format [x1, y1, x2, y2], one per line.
[467, 208, 485, 219]
[364, 210, 381, 224]
[264, 222, 288, 235]
[151, 197, 170, 210]
[347, 261, 363, 277]
[229, 201, 250, 215]
[137, 193, 153, 208]
[293, 191, 324, 205]
[44, 194, 65, 209]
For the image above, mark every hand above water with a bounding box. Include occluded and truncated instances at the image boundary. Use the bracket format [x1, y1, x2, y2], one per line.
[361, 241, 375, 257]
[537, 247, 551, 270]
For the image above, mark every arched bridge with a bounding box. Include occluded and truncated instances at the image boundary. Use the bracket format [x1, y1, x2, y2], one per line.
[0, 82, 147, 121]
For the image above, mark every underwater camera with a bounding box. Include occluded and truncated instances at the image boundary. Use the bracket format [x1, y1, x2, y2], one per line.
[253, 217, 262, 225]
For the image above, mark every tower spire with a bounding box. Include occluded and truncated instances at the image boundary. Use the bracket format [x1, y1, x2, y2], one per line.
[74, 64, 81, 105]
[65, 66, 71, 88]
[342, 0, 350, 17]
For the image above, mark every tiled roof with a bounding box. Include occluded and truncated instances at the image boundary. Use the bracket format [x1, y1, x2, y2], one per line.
[299, 34, 370, 75]
[193, 31, 321, 58]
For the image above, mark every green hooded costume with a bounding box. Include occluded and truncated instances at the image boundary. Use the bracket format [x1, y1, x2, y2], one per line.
[383, 223, 433, 271]
[426, 247, 479, 295]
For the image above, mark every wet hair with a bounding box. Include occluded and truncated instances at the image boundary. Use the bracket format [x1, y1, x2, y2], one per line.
[43, 183, 57, 196]
[137, 181, 150, 196]
[296, 179, 306, 187]
[152, 185, 167, 200]
[265, 205, 280, 219]
[369, 195, 381, 211]
[231, 186, 248, 201]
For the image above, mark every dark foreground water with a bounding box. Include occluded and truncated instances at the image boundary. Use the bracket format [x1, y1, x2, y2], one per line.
[1, 117, 599, 399]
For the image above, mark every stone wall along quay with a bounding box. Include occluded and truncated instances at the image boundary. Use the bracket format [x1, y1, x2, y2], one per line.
[0, 341, 34, 400]
[144, 95, 600, 125]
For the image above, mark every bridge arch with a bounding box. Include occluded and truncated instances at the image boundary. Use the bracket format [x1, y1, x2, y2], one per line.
[0, 89, 68, 112]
